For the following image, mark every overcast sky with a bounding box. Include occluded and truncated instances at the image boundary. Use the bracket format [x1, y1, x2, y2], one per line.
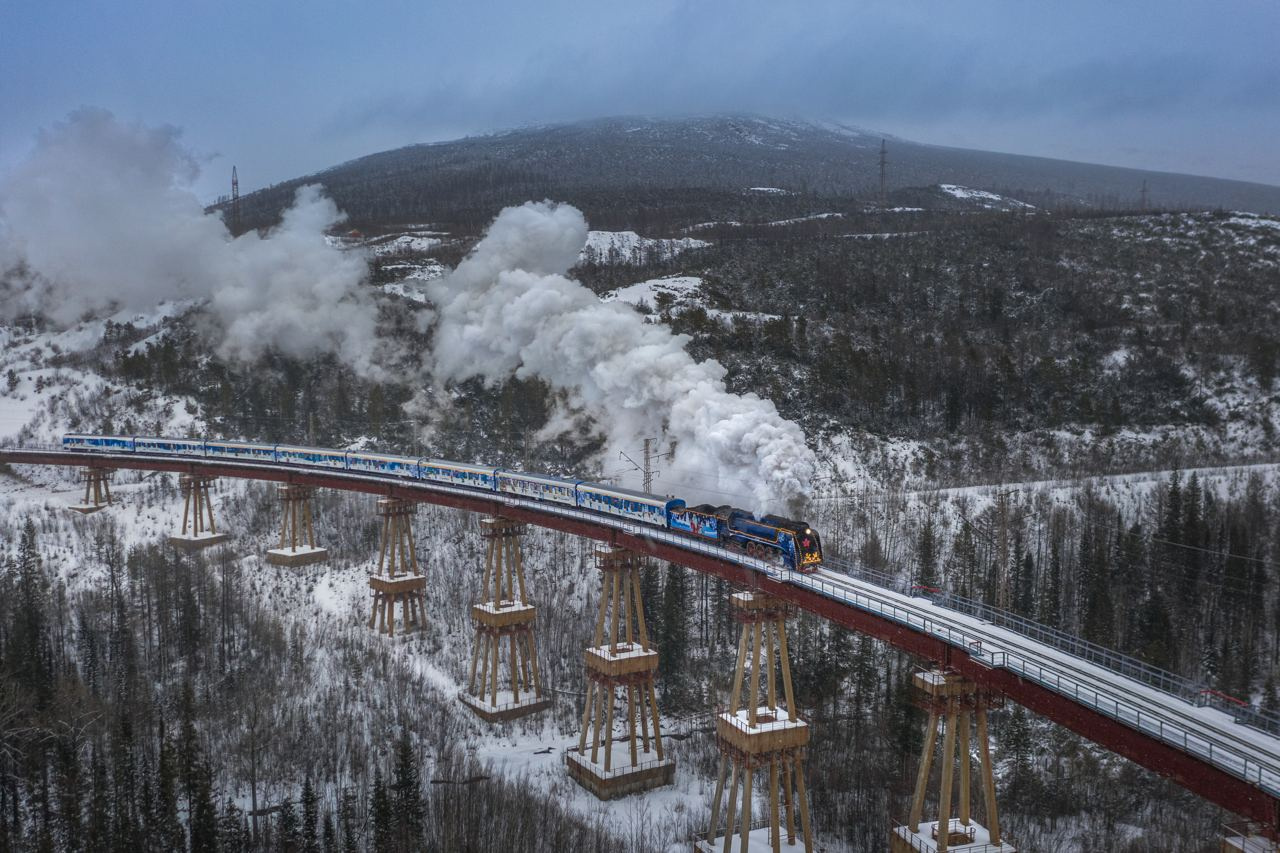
[3, 0, 1277, 202]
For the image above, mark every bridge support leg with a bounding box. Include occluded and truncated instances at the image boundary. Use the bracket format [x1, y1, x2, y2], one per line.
[460, 517, 550, 722]
[367, 498, 426, 637]
[69, 467, 113, 514]
[266, 484, 328, 566]
[698, 592, 812, 853]
[891, 669, 1013, 852]
[566, 546, 674, 799]
[168, 474, 230, 551]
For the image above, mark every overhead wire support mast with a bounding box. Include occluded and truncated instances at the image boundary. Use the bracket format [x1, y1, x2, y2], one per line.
[618, 438, 675, 493]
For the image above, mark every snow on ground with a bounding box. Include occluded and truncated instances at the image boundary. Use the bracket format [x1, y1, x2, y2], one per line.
[603, 276, 704, 311]
[841, 231, 927, 239]
[580, 230, 711, 265]
[1, 311, 205, 446]
[0, 300, 194, 370]
[684, 214, 845, 230]
[1226, 213, 1280, 231]
[765, 212, 844, 226]
[938, 184, 1035, 210]
[685, 221, 743, 231]
[602, 275, 781, 326]
[746, 187, 790, 194]
[0, 448, 712, 852]
[368, 234, 442, 256]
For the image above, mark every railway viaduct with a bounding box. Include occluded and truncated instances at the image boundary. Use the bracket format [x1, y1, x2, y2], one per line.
[3, 446, 1277, 852]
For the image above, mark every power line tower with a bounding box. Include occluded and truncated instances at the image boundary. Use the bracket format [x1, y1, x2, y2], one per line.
[231, 166, 241, 233]
[879, 139, 888, 207]
[1139, 179, 1148, 213]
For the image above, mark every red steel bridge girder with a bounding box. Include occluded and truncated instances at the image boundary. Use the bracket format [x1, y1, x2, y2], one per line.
[3, 450, 1276, 831]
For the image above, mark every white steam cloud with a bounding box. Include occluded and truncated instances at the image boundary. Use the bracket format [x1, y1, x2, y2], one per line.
[0, 108, 387, 378]
[1, 110, 816, 510]
[428, 201, 817, 510]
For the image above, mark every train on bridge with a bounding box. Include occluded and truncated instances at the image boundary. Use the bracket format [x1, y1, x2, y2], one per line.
[62, 434, 825, 572]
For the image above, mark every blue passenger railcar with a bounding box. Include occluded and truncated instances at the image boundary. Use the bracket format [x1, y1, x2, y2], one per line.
[205, 440, 277, 462]
[275, 445, 348, 469]
[135, 436, 206, 457]
[63, 434, 135, 452]
[575, 482, 681, 527]
[418, 460, 498, 491]
[346, 451, 419, 478]
[496, 471, 579, 506]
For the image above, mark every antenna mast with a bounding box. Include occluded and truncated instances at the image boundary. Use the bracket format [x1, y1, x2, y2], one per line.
[1139, 179, 1149, 212]
[878, 139, 888, 207]
[231, 166, 241, 232]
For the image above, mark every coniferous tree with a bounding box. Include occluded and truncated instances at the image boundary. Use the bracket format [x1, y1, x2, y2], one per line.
[10, 520, 52, 707]
[84, 744, 109, 853]
[657, 564, 690, 705]
[369, 770, 391, 853]
[391, 734, 422, 852]
[339, 788, 359, 853]
[277, 797, 299, 853]
[154, 730, 185, 853]
[301, 776, 319, 853]
[219, 799, 249, 853]
[321, 812, 336, 853]
[915, 519, 938, 589]
[188, 760, 219, 853]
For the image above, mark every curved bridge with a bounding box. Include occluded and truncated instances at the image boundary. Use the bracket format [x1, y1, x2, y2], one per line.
[2, 446, 1277, 829]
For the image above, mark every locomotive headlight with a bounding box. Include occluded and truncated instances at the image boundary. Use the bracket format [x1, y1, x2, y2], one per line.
[804, 528, 811, 534]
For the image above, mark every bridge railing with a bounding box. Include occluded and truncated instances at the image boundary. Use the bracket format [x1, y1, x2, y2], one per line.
[823, 555, 1280, 739]
[789, 571, 1280, 798]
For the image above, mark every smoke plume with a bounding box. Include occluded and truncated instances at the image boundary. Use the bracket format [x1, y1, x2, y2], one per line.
[1, 111, 816, 509]
[428, 201, 817, 510]
[0, 108, 387, 377]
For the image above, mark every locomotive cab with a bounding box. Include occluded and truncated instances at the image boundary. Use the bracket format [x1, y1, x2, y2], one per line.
[762, 515, 824, 571]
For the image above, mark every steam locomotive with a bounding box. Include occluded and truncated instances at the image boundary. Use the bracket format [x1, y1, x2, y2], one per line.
[62, 434, 824, 572]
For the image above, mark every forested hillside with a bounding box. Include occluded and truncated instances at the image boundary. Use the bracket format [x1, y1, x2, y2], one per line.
[225, 117, 1280, 231]
[4, 162, 1280, 851]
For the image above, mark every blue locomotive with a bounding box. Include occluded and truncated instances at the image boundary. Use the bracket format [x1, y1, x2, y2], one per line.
[61, 434, 824, 572]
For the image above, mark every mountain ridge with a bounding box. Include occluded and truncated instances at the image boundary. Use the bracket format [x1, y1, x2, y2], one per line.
[231, 115, 1280, 228]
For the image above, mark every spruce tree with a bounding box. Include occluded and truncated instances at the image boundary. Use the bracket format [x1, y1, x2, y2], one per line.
[301, 776, 319, 853]
[188, 760, 219, 853]
[369, 771, 391, 853]
[339, 788, 359, 853]
[391, 734, 423, 852]
[155, 730, 185, 853]
[915, 519, 938, 589]
[657, 564, 690, 706]
[321, 812, 336, 853]
[219, 799, 249, 853]
[276, 797, 299, 853]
